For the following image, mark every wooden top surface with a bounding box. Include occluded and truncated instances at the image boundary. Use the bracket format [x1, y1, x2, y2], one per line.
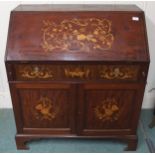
[5, 5, 149, 62]
[13, 4, 143, 12]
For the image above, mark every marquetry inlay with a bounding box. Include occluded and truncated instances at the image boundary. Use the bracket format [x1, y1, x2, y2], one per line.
[94, 98, 119, 122]
[99, 66, 139, 80]
[41, 18, 114, 52]
[34, 97, 58, 121]
[64, 67, 90, 78]
[18, 65, 54, 79]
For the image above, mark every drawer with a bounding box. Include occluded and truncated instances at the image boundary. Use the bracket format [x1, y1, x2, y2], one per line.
[10, 64, 145, 82]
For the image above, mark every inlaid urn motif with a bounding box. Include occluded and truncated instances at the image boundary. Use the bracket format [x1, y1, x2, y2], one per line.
[34, 97, 58, 121]
[94, 98, 120, 122]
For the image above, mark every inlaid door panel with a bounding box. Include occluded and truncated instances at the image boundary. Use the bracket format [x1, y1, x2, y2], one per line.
[78, 83, 142, 136]
[10, 83, 76, 135]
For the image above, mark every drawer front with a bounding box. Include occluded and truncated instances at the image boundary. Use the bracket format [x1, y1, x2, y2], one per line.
[12, 64, 144, 82]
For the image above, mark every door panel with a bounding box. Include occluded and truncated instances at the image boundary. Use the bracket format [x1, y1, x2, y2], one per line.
[78, 83, 142, 136]
[10, 83, 76, 135]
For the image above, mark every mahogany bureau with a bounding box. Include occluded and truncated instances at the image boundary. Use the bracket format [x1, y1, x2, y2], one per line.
[5, 4, 150, 150]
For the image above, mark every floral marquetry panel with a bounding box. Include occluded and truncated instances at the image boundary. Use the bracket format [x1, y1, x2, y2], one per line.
[79, 85, 137, 130]
[41, 18, 114, 52]
[16, 83, 75, 131]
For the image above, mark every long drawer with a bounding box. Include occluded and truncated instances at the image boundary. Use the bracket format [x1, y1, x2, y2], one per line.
[7, 64, 147, 82]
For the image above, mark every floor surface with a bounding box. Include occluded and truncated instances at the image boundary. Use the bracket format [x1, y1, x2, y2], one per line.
[0, 109, 155, 153]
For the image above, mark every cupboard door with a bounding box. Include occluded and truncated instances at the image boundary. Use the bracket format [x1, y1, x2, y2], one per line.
[10, 83, 76, 135]
[77, 83, 144, 136]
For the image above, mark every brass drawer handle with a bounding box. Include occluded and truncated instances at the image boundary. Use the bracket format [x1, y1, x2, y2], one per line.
[64, 68, 90, 78]
[19, 65, 54, 79]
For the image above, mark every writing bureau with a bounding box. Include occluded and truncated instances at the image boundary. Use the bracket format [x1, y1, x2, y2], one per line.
[5, 4, 150, 150]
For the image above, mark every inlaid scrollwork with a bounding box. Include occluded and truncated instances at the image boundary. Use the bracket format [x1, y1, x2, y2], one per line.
[94, 98, 119, 122]
[64, 68, 90, 78]
[34, 97, 58, 121]
[41, 18, 114, 52]
[18, 65, 54, 79]
[99, 66, 138, 80]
